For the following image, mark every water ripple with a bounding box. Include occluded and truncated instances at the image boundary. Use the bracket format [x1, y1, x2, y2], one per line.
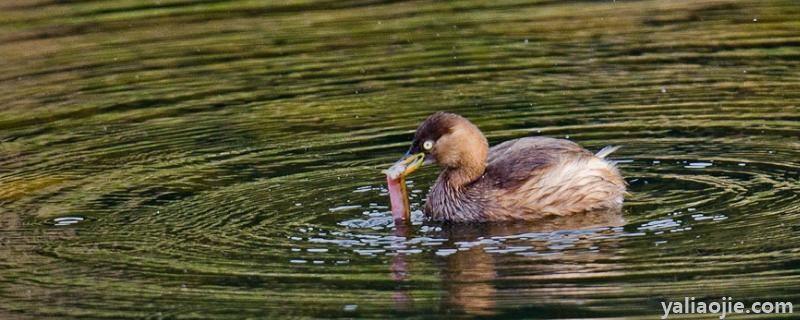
[0, 0, 799, 319]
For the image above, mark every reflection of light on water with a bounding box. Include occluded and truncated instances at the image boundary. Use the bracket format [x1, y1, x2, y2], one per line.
[338, 210, 425, 229]
[53, 216, 84, 226]
[691, 213, 728, 221]
[328, 205, 362, 212]
[685, 162, 713, 169]
[342, 304, 358, 312]
[638, 218, 681, 231]
[292, 221, 636, 261]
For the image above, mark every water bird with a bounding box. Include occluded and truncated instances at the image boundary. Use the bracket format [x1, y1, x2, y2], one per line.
[385, 112, 625, 222]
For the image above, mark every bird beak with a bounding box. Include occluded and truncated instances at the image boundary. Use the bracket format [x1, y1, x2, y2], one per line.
[397, 152, 425, 178]
[382, 152, 425, 180]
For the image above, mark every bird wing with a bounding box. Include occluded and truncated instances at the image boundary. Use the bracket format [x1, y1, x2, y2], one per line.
[484, 137, 590, 189]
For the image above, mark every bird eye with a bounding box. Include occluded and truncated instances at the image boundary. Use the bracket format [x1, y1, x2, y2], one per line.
[423, 140, 433, 150]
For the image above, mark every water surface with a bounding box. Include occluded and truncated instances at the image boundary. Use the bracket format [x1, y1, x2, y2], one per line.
[1, 0, 799, 319]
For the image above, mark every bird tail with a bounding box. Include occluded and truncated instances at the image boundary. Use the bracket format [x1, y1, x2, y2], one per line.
[595, 145, 621, 159]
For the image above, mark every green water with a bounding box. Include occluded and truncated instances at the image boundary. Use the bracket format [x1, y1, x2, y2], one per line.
[1, 0, 799, 319]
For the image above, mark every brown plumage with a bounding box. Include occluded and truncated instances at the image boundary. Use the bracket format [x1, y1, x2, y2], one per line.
[403, 112, 625, 222]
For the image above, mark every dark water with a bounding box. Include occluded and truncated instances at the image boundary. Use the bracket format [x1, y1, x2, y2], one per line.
[1, 0, 799, 319]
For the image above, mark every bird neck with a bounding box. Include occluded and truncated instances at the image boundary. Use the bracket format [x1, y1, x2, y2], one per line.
[429, 164, 487, 222]
[427, 130, 488, 222]
[442, 163, 484, 189]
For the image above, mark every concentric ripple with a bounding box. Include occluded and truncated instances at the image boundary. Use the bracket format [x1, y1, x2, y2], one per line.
[1, 0, 799, 319]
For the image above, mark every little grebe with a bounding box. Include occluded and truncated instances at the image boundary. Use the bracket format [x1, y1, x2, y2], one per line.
[386, 112, 625, 222]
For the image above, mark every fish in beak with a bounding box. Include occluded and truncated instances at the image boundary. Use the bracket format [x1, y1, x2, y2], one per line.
[382, 153, 425, 222]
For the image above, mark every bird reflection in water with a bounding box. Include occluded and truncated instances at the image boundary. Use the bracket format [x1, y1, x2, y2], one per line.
[389, 210, 625, 315]
[389, 222, 414, 311]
